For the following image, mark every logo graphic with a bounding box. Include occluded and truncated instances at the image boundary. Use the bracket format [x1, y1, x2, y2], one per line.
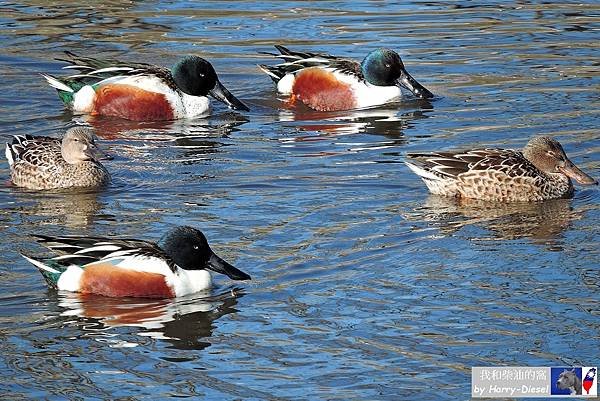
[472, 366, 597, 398]
[582, 367, 597, 396]
[551, 367, 582, 395]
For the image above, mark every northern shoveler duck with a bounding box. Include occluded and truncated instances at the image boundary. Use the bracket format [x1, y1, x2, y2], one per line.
[258, 45, 433, 112]
[21, 226, 251, 298]
[405, 136, 597, 202]
[42, 51, 249, 121]
[5, 127, 110, 190]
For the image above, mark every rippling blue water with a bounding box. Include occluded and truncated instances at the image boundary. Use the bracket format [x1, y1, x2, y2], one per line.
[0, 1, 598, 400]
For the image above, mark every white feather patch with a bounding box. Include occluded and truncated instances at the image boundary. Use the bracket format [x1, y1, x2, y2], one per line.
[21, 254, 60, 273]
[166, 269, 212, 297]
[62, 65, 95, 70]
[405, 161, 442, 181]
[72, 85, 96, 112]
[51, 254, 95, 261]
[90, 67, 135, 74]
[181, 93, 210, 118]
[57, 265, 84, 292]
[102, 249, 139, 259]
[41, 73, 73, 93]
[74, 245, 122, 254]
[348, 79, 401, 109]
[5, 143, 14, 167]
[277, 74, 295, 94]
[405, 161, 459, 195]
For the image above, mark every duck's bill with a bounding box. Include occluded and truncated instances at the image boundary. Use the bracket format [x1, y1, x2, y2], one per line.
[88, 146, 113, 161]
[396, 70, 433, 99]
[559, 159, 598, 185]
[209, 80, 250, 111]
[207, 253, 251, 281]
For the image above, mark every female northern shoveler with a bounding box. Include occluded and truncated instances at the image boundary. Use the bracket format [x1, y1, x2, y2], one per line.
[405, 136, 597, 202]
[258, 45, 433, 112]
[42, 52, 249, 121]
[21, 226, 251, 298]
[5, 127, 110, 190]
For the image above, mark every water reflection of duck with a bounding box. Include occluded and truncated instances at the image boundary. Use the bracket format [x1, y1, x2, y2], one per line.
[43, 52, 249, 121]
[7, 189, 108, 228]
[408, 195, 580, 244]
[259, 45, 433, 111]
[57, 289, 243, 350]
[21, 226, 251, 298]
[275, 108, 430, 154]
[83, 113, 248, 142]
[406, 136, 597, 202]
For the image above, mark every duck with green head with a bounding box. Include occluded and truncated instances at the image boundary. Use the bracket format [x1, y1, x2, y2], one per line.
[42, 52, 249, 121]
[259, 45, 433, 111]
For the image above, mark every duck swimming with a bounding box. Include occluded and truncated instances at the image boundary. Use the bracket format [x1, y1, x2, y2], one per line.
[21, 226, 251, 298]
[259, 45, 433, 112]
[5, 127, 110, 190]
[43, 51, 249, 121]
[405, 136, 597, 202]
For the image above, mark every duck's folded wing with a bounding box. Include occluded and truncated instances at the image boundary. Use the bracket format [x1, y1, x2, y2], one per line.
[407, 150, 483, 179]
[8, 135, 61, 166]
[55, 51, 169, 85]
[56, 51, 155, 72]
[268, 45, 338, 62]
[462, 150, 540, 178]
[264, 45, 347, 71]
[329, 59, 363, 81]
[32, 235, 174, 271]
[407, 149, 534, 179]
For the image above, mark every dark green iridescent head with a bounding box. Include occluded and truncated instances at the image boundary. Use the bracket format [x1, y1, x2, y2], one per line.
[361, 49, 433, 99]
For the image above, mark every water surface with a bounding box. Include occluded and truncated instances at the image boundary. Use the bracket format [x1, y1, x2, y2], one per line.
[0, 1, 599, 400]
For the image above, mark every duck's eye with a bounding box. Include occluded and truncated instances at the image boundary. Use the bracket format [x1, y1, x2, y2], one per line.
[385, 64, 391, 68]
[193, 245, 199, 250]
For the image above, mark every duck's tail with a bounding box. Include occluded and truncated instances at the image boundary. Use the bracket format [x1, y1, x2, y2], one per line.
[20, 252, 63, 289]
[258, 45, 336, 84]
[41, 73, 73, 93]
[41, 73, 76, 105]
[404, 160, 442, 182]
[5, 135, 31, 167]
[257, 64, 285, 82]
[405, 160, 458, 196]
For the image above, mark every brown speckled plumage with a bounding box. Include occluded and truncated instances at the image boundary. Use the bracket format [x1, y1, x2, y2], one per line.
[406, 136, 597, 202]
[5, 127, 110, 190]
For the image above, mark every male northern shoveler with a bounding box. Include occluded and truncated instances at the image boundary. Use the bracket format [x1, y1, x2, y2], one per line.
[405, 136, 597, 202]
[42, 52, 249, 121]
[258, 45, 433, 112]
[21, 226, 251, 298]
[5, 127, 110, 190]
